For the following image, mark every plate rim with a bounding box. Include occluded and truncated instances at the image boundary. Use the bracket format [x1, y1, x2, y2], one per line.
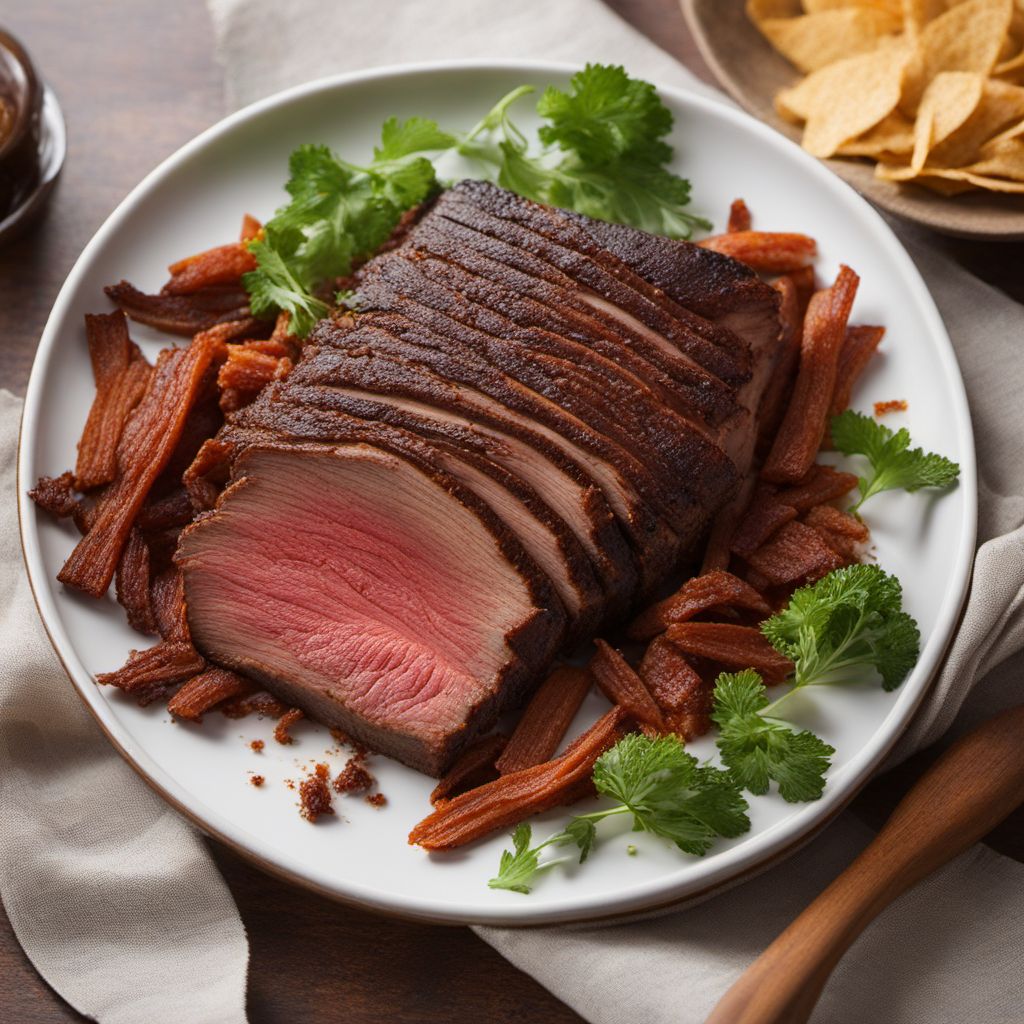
[16, 57, 978, 926]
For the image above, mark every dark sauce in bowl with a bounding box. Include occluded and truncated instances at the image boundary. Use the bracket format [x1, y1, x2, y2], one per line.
[0, 30, 43, 222]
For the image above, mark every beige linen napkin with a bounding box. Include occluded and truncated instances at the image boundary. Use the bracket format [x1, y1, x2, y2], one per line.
[206, 0, 1024, 1021]
[0, 389, 248, 1021]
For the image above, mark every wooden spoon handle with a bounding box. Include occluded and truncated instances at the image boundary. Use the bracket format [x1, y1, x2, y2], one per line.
[706, 704, 1024, 1024]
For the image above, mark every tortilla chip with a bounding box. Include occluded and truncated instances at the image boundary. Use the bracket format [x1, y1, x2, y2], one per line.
[802, 0, 903, 13]
[749, 0, 804, 20]
[927, 166, 1024, 188]
[759, 9, 903, 72]
[910, 71, 986, 169]
[968, 133, 1024, 175]
[929, 78, 1024, 162]
[902, 0, 1014, 111]
[777, 48, 911, 155]
[837, 110, 917, 154]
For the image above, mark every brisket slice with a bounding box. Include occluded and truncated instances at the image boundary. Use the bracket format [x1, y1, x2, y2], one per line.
[436, 181, 753, 386]
[234, 355, 642, 611]
[308, 318, 685, 584]
[355, 258, 739, 509]
[567, 214, 781, 353]
[176, 443, 565, 776]
[219, 405, 606, 639]
[348, 267, 739, 529]
[397, 217, 742, 429]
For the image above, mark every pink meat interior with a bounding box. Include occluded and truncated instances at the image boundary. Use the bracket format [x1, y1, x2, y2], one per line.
[178, 445, 538, 742]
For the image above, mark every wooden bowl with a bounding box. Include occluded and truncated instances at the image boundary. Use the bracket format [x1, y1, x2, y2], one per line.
[681, 0, 1024, 241]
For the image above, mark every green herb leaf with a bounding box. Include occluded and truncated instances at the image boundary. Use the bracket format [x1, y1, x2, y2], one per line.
[830, 410, 959, 512]
[488, 822, 540, 894]
[593, 734, 749, 856]
[762, 564, 920, 692]
[488, 734, 750, 894]
[242, 239, 330, 338]
[537, 64, 673, 165]
[563, 817, 598, 863]
[244, 66, 709, 337]
[712, 670, 834, 803]
[374, 116, 459, 162]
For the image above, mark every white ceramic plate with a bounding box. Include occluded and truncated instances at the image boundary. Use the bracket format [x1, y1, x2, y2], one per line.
[18, 60, 976, 926]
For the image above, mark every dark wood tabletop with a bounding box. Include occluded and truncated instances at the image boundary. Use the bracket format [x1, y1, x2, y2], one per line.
[2, 2, 1022, 1021]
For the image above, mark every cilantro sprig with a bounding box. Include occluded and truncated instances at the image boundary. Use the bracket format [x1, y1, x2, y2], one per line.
[712, 671, 834, 803]
[244, 64, 709, 337]
[713, 565, 920, 803]
[243, 135, 444, 336]
[831, 410, 960, 513]
[489, 734, 749, 894]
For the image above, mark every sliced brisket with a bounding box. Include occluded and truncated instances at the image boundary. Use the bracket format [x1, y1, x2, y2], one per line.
[178, 182, 783, 774]
[177, 443, 565, 775]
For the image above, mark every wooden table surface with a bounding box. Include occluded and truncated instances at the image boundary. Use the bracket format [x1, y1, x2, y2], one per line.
[2, 2, 1021, 1021]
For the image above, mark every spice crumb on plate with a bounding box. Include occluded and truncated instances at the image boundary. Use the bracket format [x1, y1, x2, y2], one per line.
[874, 399, 908, 416]
[298, 770, 334, 822]
[334, 756, 374, 795]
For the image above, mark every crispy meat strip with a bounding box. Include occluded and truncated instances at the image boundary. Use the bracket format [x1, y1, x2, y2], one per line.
[136, 488, 194, 532]
[150, 567, 189, 641]
[727, 198, 752, 233]
[167, 667, 255, 721]
[431, 733, 509, 804]
[803, 505, 869, 561]
[756, 276, 803, 456]
[664, 622, 794, 684]
[786, 266, 817, 316]
[29, 472, 93, 534]
[773, 464, 858, 513]
[75, 312, 152, 491]
[105, 281, 253, 337]
[268, 310, 299, 352]
[762, 266, 860, 484]
[239, 214, 262, 242]
[163, 243, 256, 295]
[639, 636, 713, 741]
[495, 666, 594, 775]
[183, 438, 234, 511]
[115, 528, 157, 635]
[701, 474, 756, 575]
[699, 231, 817, 273]
[830, 324, 886, 417]
[730, 484, 798, 558]
[57, 334, 219, 597]
[590, 640, 667, 732]
[195, 318, 271, 358]
[745, 520, 845, 588]
[408, 707, 627, 851]
[96, 639, 205, 705]
[221, 691, 290, 719]
[217, 345, 293, 407]
[628, 570, 771, 642]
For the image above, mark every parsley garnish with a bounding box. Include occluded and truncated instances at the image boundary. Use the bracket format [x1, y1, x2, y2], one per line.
[488, 734, 749, 894]
[242, 139, 443, 335]
[244, 64, 708, 337]
[712, 671, 834, 803]
[830, 410, 960, 513]
[713, 565, 920, 802]
[465, 64, 711, 240]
